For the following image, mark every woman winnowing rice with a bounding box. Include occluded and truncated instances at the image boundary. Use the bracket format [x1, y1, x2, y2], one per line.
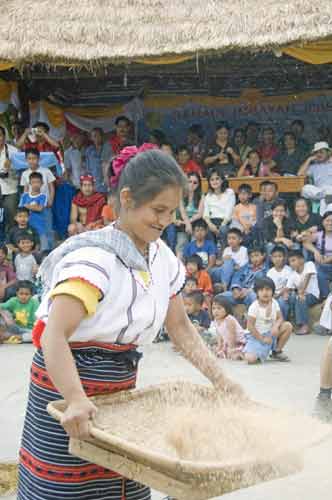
[17, 145, 243, 500]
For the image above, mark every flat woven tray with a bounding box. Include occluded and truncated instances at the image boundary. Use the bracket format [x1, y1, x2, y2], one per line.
[47, 382, 328, 500]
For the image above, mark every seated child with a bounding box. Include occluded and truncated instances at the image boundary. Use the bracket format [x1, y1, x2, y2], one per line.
[210, 228, 248, 290]
[185, 255, 213, 295]
[14, 233, 38, 282]
[6, 207, 40, 254]
[209, 295, 246, 360]
[286, 250, 320, 335]
[183, 276, 198, 294]
[184, 291, 211, 334]
[222, 246, 268, 306]
[68, 175, 106, 236]
[262, 199, 293, 253]
[267, 245, 292, 320]
[19, 172, 48, 251]
[0, 244, 17, 302]
[102, 189, 117, 226]
[244, 277, 292, 364]
[0, 280, 39, 343]
[232, 184, 257, 237]
[183, 219, 217, 270]
[177, 145, 202, 176]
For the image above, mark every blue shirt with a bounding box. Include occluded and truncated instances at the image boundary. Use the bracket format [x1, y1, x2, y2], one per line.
[85, 143, 111, 193]
[231, 261, 269, 290]
[183, 239, 217, 268]
[19, 192, 47, 235]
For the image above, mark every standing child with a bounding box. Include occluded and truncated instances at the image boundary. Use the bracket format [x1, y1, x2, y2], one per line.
[244, 277, 292, 363]
[20, 148, 55, 250]
[210, 228, 248, 290]
[183, 219, 217, 269]
[209, 295, 246, 360]
[287, 249, 320, 335]
[14, 234, 38, 282]
[0, 280, 39, 343]
[19, 172, 48, 251]
[267, 245, 292, 320]
[6, 207, 40, 254]
[232, 184, 257, 240]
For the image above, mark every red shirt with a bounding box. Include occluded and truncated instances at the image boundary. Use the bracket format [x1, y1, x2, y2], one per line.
[109, 134, 125, 155]
[181, 160, 202, 176]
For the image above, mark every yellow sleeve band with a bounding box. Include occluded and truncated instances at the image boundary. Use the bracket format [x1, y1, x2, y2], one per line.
[50, 278, 102, 316]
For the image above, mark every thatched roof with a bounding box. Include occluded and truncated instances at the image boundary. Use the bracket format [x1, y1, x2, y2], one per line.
[2, 0, 332, 65]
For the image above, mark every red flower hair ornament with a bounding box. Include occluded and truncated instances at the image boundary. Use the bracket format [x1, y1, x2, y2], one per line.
[110, 142, 158, 188]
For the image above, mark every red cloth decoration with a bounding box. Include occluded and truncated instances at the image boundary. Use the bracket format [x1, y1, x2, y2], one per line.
[72, 191, 106, 225]
[110, 143, 158, 188]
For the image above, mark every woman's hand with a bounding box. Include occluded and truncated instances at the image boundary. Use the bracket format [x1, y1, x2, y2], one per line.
[314, 251, 323, 264]
[61, 396, 98, 440]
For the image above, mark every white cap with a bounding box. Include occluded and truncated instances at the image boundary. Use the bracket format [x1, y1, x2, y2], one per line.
[312, 141, 331, 153]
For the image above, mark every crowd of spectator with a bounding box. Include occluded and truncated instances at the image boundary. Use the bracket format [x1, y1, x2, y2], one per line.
[1, 115, 332, 355]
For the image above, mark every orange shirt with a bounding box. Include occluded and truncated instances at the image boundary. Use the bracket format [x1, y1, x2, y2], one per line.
[189, 270, 213, 295]
[102, 205, 116, 223]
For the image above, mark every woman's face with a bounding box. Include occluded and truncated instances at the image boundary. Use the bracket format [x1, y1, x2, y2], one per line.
[209, 173, 222, 191]
[216, 127, 229, 143]
[323, 215, 332, 232]
[120, 186, 181, 247]
[284, 134, 296, 150]
[272, 205, 286, 219]
[248, 152, 260, 168]
[188, 175, 200, 193]
[295, 200, 309, 218]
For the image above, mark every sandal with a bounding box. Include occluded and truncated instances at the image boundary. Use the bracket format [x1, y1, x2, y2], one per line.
[271, 350, 290, 362]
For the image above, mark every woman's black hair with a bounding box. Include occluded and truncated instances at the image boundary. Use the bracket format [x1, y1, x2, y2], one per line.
[184, 172, 202, 209]
[216, 121, 230, 131]
[188, 124, 203, 138]
[150, 129, 166, 147]
[185, 254, 203, 271]
[117, 149, 187, 209]
[0, 126, 6, 137]
[272, 198, 287, 211]
[321, 211, 332, 256]
[294, 197, 312, 213]
[207, 168, 229, 193]
[212, 294, 233, 316]
[115, 115, 131, 126]
[254, 277, 275, 295]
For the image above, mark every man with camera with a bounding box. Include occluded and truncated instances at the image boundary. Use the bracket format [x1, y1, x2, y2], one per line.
[0, 125, 18, 229]
[299, 141, 332, 215]
[17, 121, 61, 160]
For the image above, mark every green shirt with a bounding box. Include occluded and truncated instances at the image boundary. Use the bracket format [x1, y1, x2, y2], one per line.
[0, 297, 39, 329]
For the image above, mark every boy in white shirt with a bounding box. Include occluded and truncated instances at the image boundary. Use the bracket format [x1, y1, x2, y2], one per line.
[267, 245, 292, 320]
[287, 249, 320, 335]
[209, 228, 248, 291]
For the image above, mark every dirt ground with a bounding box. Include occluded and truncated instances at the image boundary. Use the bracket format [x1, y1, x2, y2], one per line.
[1, 334, 331, 499]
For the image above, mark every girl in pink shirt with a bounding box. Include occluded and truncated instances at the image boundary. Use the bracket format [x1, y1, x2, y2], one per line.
[210, 295, 246, 360]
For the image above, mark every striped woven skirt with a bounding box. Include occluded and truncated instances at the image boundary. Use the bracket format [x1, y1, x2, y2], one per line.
[18, 342, 151, 500]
